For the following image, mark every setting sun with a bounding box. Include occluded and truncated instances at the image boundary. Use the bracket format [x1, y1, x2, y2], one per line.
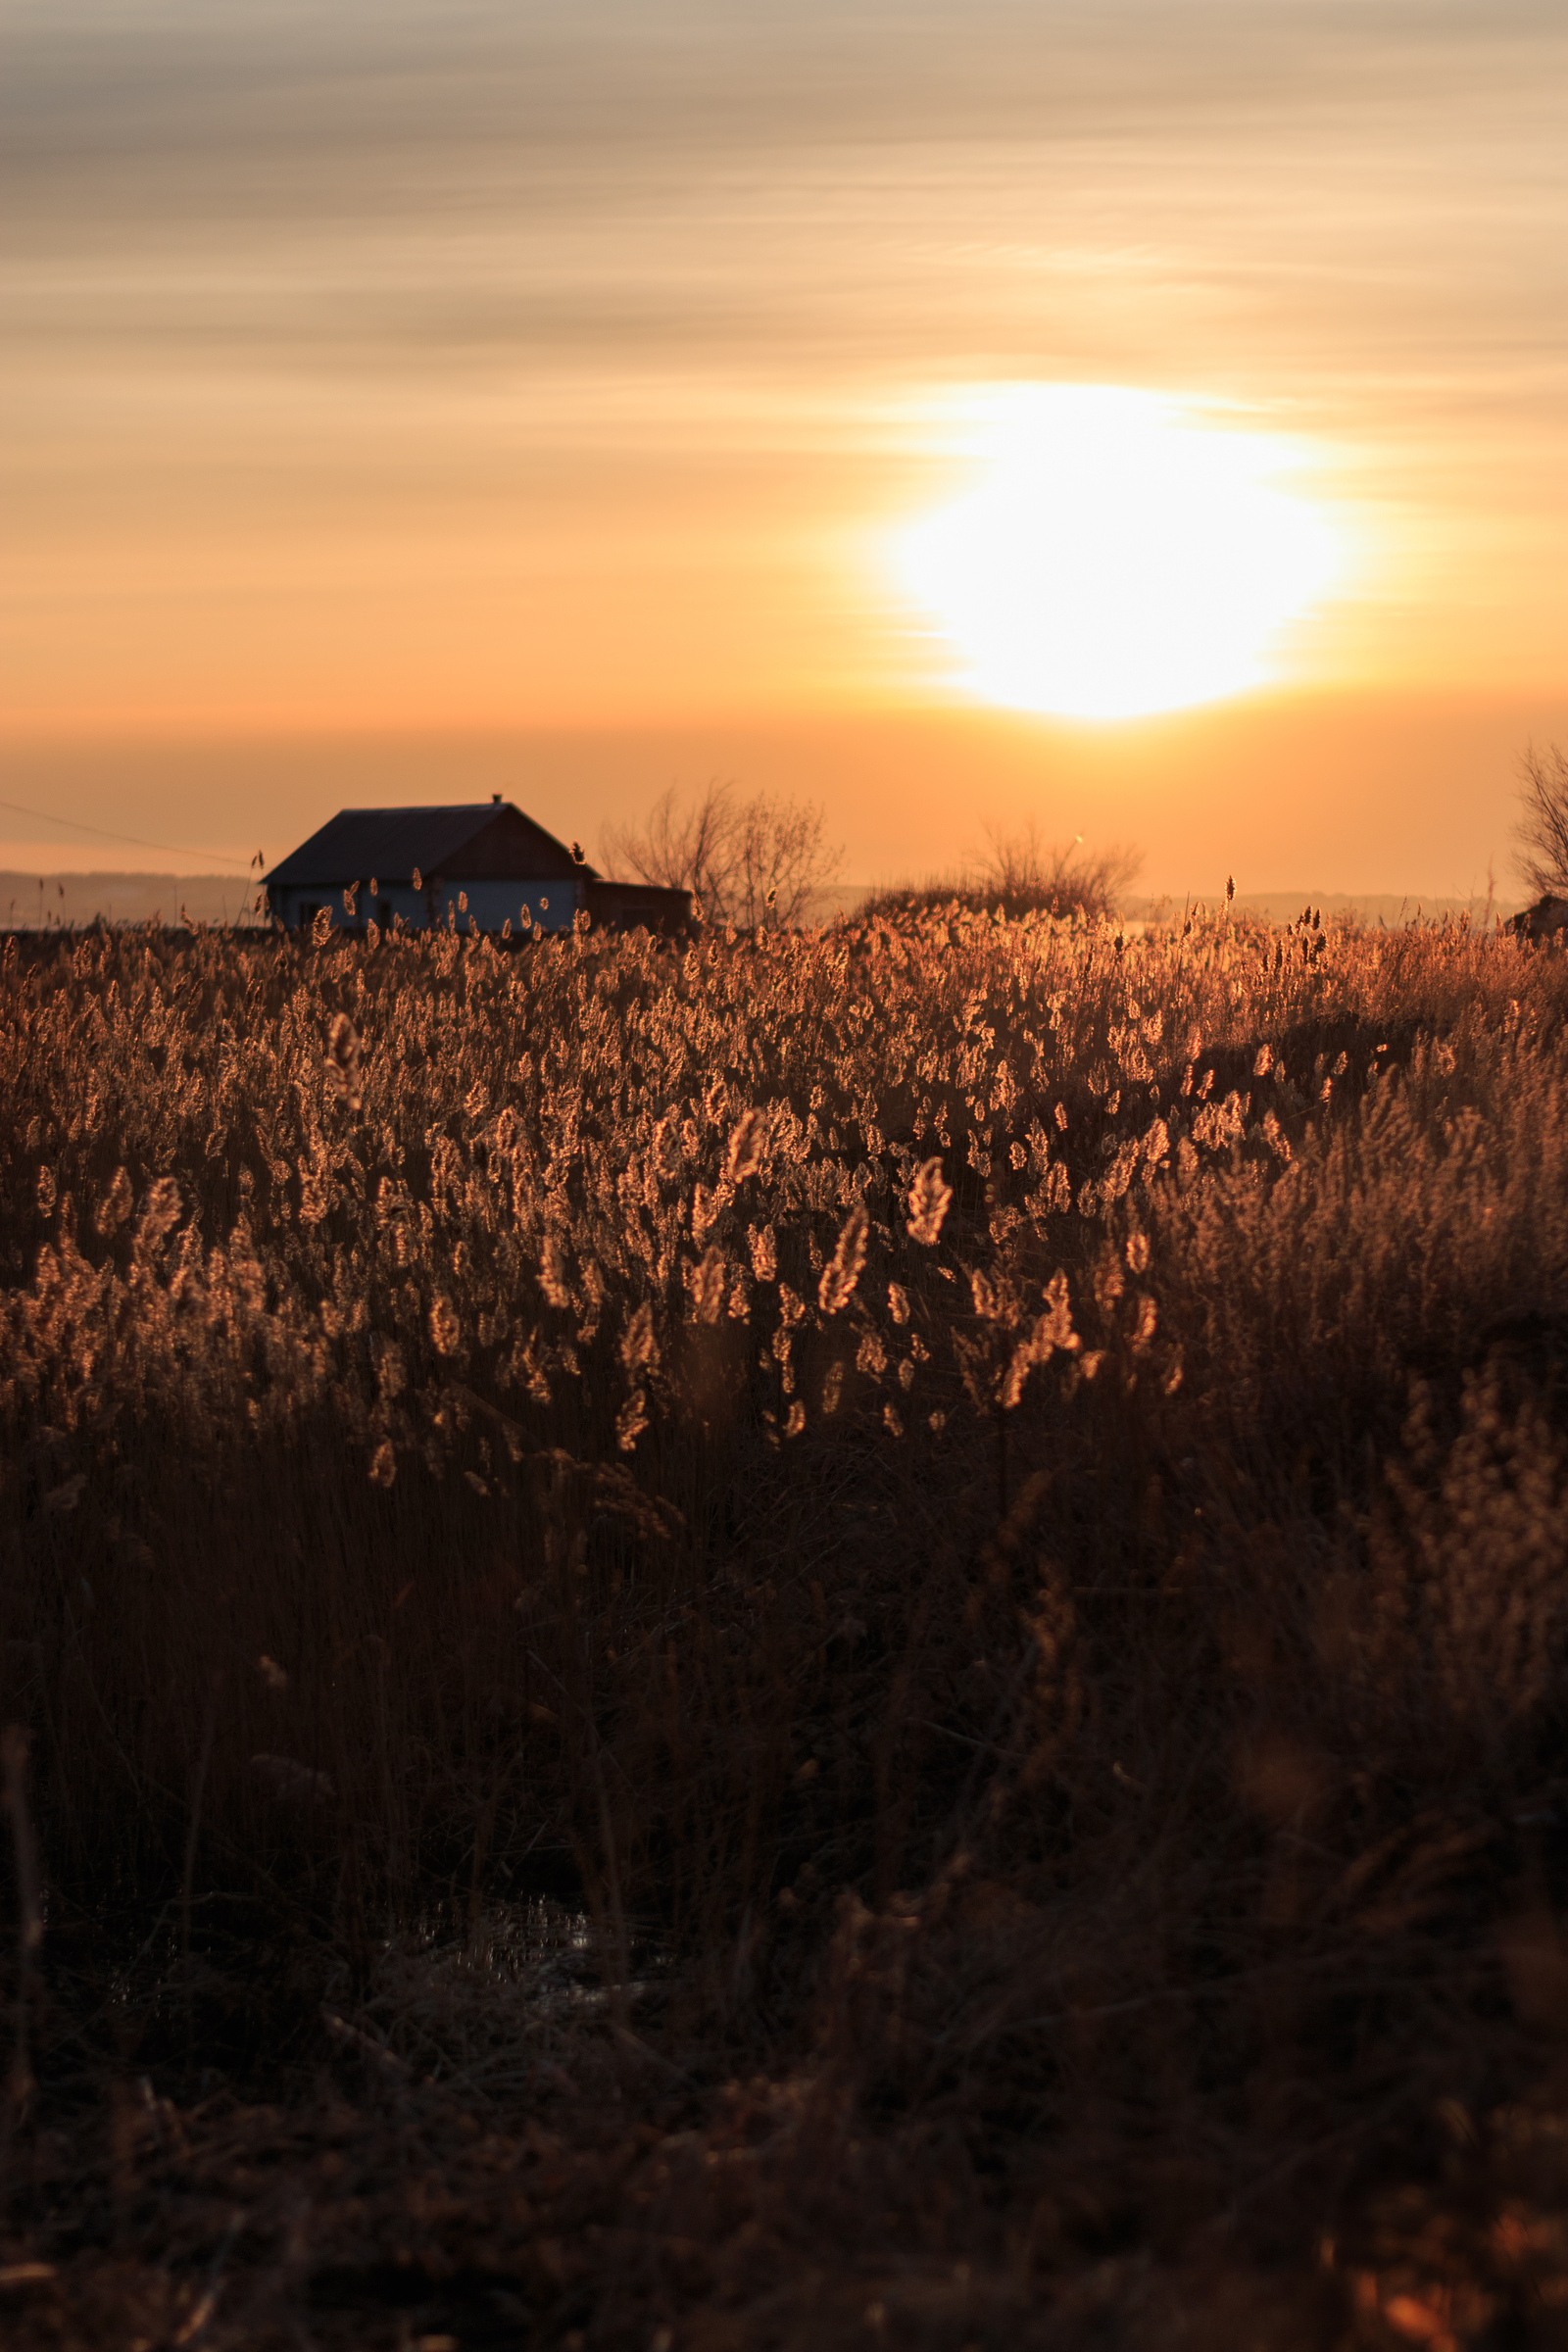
[892, 386, 1345, 720]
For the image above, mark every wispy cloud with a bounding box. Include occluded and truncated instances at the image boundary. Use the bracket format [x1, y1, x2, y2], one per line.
[2, 0, 1564, 738]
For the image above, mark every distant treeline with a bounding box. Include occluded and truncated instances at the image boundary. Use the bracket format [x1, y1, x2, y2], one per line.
[0, 871, 266, 931]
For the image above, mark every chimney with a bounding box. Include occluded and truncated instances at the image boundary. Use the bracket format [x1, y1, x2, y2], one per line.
[492, 793, 502, 805]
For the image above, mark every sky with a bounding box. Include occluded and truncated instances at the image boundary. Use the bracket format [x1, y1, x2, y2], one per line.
[2, 0, 1565, 896]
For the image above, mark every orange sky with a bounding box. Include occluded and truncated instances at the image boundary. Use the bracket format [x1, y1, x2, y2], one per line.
[3, 2, 1565, 896]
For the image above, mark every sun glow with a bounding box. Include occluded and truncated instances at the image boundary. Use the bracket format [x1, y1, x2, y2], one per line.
[892, 386, 1344, 720]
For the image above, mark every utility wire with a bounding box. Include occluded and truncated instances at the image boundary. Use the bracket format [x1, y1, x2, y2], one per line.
[0, 796, 255, 870]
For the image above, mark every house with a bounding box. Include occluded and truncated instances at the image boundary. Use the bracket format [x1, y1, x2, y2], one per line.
[264, 800, 689, 938]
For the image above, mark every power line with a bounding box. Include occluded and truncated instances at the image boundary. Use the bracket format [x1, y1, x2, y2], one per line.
[0, 796, 255, 870]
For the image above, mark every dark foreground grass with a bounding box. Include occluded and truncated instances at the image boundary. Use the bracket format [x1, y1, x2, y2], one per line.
[3, 904, 1568, 2347]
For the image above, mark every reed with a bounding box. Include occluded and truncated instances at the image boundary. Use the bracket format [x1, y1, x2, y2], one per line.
[2, 904, 1566, 2342]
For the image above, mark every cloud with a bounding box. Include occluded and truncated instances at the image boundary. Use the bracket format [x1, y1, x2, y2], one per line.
[4, 0, 1563, 397]
[6, 2, 1564, 240]
[3, 0, 1564, 735]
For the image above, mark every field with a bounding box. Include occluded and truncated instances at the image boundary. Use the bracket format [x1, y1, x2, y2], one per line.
[3, 900, 1568, 2348]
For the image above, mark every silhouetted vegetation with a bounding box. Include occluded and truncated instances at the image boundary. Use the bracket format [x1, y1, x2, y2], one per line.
[600, 778, 843, 930]
[863, 822, 1143, 925]
[3, 900, 1567, 2346]
[1514, 738, 1568, 898]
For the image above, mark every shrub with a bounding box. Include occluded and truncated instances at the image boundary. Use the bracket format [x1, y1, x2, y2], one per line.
[863, 820, 1142, 924]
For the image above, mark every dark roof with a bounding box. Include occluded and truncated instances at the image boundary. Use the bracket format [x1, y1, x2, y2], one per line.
[267, 803, 597, 888]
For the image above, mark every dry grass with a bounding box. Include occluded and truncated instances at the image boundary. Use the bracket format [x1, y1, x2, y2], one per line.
[3, 902, 1568, 2347]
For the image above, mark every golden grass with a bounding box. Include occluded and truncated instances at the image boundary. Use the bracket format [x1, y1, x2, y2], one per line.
[3, 902, 1568, 2345]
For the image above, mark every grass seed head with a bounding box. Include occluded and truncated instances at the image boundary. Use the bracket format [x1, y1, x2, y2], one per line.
[725, 1107, 767, 1185]
[906, 1156, 953, 1246]
[136, 1175, 182, 1250]
[94, 1166, 133, 1237]
[620, 1299, 660, 1375]
[693, 1245, 728, 1323]
[818, 1201, 869, 1313]
[324, 1013, 363, 1109]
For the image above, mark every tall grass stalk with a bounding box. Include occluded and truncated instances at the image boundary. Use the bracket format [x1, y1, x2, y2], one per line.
[2, 904, 1566, 2339]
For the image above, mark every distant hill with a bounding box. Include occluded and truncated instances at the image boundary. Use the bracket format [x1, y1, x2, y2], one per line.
[0, 872, 266, 931]
[0, 873, 1534, 936]
[1125, 890, 1528, 929]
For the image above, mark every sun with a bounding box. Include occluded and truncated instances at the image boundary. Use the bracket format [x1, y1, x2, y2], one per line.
[891, 385, 1344, 720]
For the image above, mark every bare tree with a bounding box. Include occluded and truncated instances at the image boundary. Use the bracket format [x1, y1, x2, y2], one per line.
[601, 781, 843, 929]
[1514, 741, 1568, 897]
[978, 821, 1143, 920]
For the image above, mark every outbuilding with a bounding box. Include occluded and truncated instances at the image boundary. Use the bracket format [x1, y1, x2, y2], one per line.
[264, 800, 689, 937]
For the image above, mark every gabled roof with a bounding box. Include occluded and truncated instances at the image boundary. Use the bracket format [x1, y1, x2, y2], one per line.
[266, 803, 597, 888]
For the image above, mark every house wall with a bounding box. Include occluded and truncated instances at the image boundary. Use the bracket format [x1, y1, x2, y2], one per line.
[268, 886, 347, 932]
[268, 877, 583, 935]
[583, 880, 691, 935]
[268, 885, 381, 932]
[431, 878, 582, 934]
[360, 885, 425, 931]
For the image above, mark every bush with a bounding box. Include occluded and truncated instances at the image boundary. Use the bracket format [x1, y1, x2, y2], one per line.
[863, 820, 1142, 924]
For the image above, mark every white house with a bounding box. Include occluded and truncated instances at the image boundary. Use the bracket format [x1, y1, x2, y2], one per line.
[265, 800, 689, 938]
